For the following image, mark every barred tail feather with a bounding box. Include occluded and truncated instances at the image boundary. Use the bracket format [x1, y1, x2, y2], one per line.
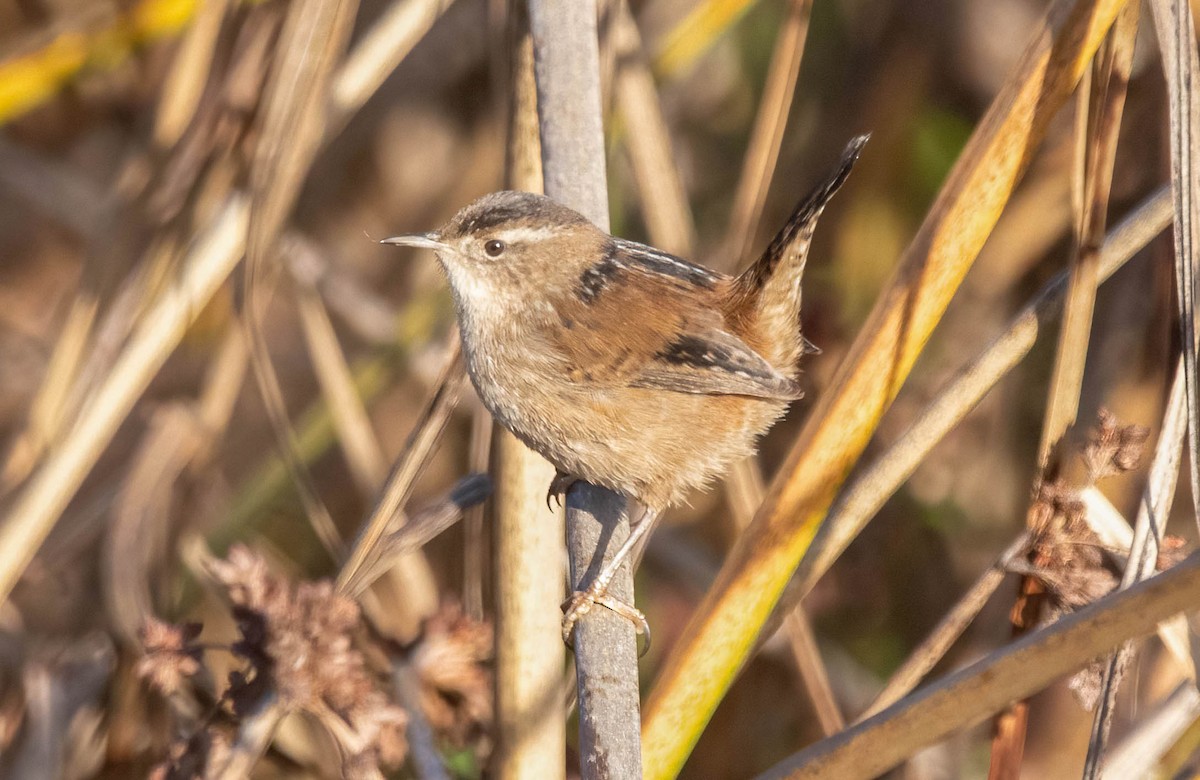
[737, 134, 868, 293]
[732, 134, 868, 366]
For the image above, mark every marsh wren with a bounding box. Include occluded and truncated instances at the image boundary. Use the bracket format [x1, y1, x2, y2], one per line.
[384, 135, 867, 643]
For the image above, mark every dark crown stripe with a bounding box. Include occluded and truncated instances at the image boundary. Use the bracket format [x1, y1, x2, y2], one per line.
[466, 205, 543, 234]
[454, 191, 589, 236]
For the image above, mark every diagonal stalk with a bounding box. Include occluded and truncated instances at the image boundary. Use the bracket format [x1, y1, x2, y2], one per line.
[642, 0, 1131, 774]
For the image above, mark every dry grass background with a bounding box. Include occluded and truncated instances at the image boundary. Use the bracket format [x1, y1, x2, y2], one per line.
[0, 0, 1197, 777]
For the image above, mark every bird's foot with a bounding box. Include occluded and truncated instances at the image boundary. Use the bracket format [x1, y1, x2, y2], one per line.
[561, 582, 650, 655]
[545, 470, 579, 510]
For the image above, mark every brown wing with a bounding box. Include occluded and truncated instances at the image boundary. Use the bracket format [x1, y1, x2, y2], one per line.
[633, 326, 803, 399]
[549, 240, 802, 400]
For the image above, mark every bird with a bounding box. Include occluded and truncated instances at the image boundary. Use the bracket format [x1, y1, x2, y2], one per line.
[383, 134, 867, 644]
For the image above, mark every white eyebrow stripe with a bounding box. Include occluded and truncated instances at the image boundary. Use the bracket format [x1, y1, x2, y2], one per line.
[492, 226, 561, 244]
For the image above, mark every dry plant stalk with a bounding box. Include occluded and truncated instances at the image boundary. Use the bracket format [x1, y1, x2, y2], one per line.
[338, 346, 467, 598]
[153, 0, 233, 147]
[1102, 682, 1200, 777]
[991, 8, 1138, 776]
[292, 252, 390, 495]
[241, 0, 359, 561]
[329, 0, 453, 128]
[3, 4, 477, 773]
[859, 531, 1032, 720]
[710, 0, 841, 733]
[756, 551, 1200, 780]
[1148, 0, 1200, 533]
[491, 3, 567, 777]
[231, 5, 377, 727]
[862, 368, 1187, 722]
[0, 0, 455, 612]
[787, 186, 1170, 610]
[0, 198, 249, 606]
[229, 0, 458, 601]
[653, 0, 758, 79]
[287, 236, 442, 635]
[1039, 5, 1137, 461]
[721, 0, 813, 272]
[0, 10, 279, 495]
[613, 0, 696, 257]
[1082, 364, 1188, 776]
[642, 1, 1131, 774]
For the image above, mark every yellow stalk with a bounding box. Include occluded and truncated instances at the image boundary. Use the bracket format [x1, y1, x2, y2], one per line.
[640, 0, 1130, 775]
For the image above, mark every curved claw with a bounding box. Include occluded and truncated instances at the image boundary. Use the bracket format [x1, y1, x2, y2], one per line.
[594, 594, 651, 657]
[560, 589, 650, 656]
[545, 471, 578, 511]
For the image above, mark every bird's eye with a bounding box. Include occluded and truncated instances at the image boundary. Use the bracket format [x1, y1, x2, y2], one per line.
[484, 239, 506, 258]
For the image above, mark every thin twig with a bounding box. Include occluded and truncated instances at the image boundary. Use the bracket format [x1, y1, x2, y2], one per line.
[780, 607, 845, 735]
[1147, 0, 1200, 535]
[211, 695, 287, 780]
[1083, 359, 1188, 777]
[1080, 486, 1194, 676]
[722, 0, 813, 272]
[859, 530, 1033, 720]
[338, 344, 466, 598]
[612, 0, 696, 256]
[395, 476, 491, 549]
[391, 660, 452, 780]
[1102, 682, 1200, 778]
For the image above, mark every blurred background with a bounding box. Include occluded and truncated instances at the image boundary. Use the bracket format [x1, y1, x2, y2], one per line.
[0, 0, 1187, 777]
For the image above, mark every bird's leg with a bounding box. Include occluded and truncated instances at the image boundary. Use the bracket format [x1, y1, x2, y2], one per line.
[545, 469, 579, 510]
[562, 506, 662, 651]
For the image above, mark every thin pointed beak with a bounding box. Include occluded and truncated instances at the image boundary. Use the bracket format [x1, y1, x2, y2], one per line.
[380, 232, 447, 251]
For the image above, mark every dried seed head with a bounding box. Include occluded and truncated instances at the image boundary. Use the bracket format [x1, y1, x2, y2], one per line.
[137, 618, 203, 697]
[411, 603, 493, 748]
[208, 545, 410, 772]
[1083, 408, 1150, 482]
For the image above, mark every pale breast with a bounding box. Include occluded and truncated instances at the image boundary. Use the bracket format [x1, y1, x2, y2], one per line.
[466, 328, 788, 506]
